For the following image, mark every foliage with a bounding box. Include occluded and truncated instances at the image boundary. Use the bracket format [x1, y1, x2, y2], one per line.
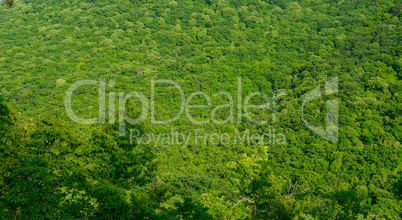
[0, 0, 401, 218]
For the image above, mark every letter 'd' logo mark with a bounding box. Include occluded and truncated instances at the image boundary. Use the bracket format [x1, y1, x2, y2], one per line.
[302, 77, 338, 143]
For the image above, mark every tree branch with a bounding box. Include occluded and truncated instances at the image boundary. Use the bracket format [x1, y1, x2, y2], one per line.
[78, 204, 108, 220]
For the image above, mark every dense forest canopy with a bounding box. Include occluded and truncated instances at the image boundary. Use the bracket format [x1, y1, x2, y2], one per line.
[0, 0, 401, 219]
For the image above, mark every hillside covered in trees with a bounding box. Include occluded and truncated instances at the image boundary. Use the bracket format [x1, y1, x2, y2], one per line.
[0, 0, 402, 219]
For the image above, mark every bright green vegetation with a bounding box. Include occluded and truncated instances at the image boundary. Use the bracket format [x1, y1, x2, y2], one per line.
[1, 0, 402, 219]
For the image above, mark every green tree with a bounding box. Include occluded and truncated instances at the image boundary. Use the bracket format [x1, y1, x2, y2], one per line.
[226, 145, 293, 219]
[0, 113, 157, 219]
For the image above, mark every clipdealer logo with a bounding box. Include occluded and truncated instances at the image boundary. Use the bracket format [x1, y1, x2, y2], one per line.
[64, 78, 287, 146]
[302, 77, 339, 143]
[64, 77, 338, 145]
